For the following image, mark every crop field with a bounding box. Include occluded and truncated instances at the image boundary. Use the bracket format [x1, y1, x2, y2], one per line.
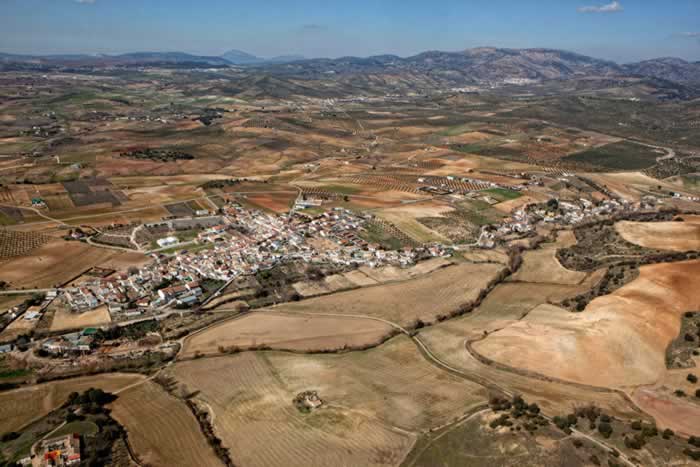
[109, 381, 222, 467]
[474, 259, 700, 389]
[615, 219, 700, 252]
[173, 336, 488, 467]
[0, 230, 52, 260]
[181, 311, 395, 357]
[271, 262, 506, 327]
[0, 373, 144, 434]
[563, 141, 661, 170]
[0, 240, 120, 288]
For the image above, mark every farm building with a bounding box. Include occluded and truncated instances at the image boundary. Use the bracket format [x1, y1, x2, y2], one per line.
[157, 236, 178, 248]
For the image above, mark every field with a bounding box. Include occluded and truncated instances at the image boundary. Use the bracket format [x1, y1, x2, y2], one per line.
[564, 141, 662, 170]
[292, 258, 452, 298]
[181, 311, 396, 357]
[49, 305, 112, 332]
[172, 336, 488, 467]
[0, 373, 144, 434]
[0, 230, 51, 260]
[509, 245, 588, 285]
[615, 219, 700, 252]
[474, 260, 700, 389]
[271, 262, 506, 327]
[0, 241, 129, 288]
[109, 381, 222, 467]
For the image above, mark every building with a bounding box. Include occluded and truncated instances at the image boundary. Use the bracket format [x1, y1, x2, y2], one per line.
[157, 236, 179, 248]
[35, 434, 81, 466]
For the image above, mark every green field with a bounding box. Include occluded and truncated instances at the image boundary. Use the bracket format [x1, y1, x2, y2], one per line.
[563, 141, 661, 170]
[320, 184, 361, 195]
[483, 188, 522, 202]
[359, 222, 407, 250]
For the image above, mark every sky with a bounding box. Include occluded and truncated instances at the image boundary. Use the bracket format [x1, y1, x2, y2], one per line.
[0, 0, 698, 63]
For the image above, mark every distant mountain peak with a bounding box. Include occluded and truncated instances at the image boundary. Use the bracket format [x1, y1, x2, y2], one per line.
[220, 49, 304, 65]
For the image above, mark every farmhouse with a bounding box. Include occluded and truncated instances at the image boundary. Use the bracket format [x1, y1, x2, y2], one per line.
[35, 434, 81, 466]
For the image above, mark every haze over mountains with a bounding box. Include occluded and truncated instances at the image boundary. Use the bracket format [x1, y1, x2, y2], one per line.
[1, 47, 699, 87]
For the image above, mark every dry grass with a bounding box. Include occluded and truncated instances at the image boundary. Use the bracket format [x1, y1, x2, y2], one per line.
[0, 373, 144, 434]
[109, 381, 222, 467]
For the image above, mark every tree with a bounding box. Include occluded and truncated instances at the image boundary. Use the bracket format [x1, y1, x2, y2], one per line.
[688, 373, 698, 384]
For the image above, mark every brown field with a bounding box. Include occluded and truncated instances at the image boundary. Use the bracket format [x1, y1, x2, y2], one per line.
[0, 240, 120, 288]
[0, 373, 144, 434]
[49, 305, 112, 332]
[584, 172, 679, 201]
[632, 385, 700, 438]
[244, 192, 296, 213]
[172, 336, 488, 467]
[181, 311, 395, 357]
[109, 381, 222, 467]
[510, 247, 587, 285]
[294, 258, 453, 297]
[474, 260, 700, 389]
[615, 219, 700, 252]
[272, 262, 506, 327]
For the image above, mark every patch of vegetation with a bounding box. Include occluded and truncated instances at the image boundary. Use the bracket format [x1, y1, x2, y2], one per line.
[482, 187, 522, 202]
[666, 311, 700, 369]
[120, 148, 195, 162]
[564, 141, 661, 170]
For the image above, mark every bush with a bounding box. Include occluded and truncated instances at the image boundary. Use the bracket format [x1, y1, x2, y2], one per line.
[662, 428, 674, 439]
[675, 389, 687, 397]
[572, 439, 583, 448]
[696, 389, 700, 398]
[630, 420, 642, 430]
[624, 434, 646, 450]
[684, 449, 700, 461]
[688, 373, 698, 384]
[598, 421, 613, 438]
[689, 436, 700, 448]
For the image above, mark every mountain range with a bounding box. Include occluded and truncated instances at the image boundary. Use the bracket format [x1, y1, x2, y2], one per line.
[1, 47, 699, 86]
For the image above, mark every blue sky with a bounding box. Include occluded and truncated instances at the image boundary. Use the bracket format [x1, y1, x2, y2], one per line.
[1, 0, 698, 62]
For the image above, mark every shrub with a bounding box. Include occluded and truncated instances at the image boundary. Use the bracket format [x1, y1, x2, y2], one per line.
[675, 389, 687, 397]
[688, 373, 698, 384]
[598, 421, 613, 438]
[689, 436, 700, 448]
[662, 428, 674, 439]
[572, 439, 583, 448]
[684, 449, 700, 461]
[630, 420, 642, 430]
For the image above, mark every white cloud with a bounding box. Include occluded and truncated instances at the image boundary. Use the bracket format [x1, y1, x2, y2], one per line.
[578, 1, 623, 13]
[75, 0, 96, 4]
[680, 32, 700, 38]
